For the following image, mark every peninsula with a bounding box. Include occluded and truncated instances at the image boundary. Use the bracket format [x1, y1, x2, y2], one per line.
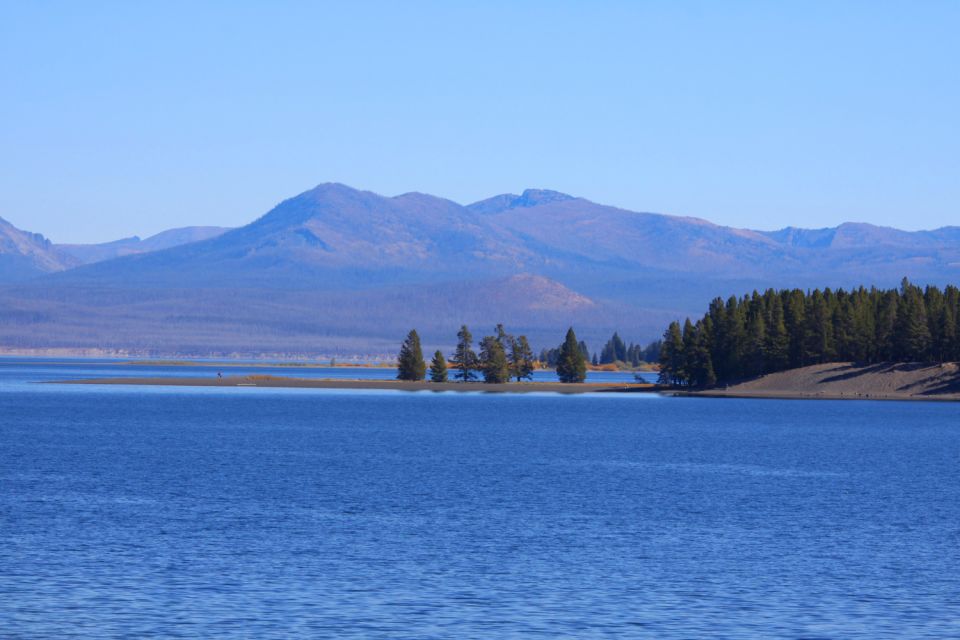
[52, 375, 656, 395]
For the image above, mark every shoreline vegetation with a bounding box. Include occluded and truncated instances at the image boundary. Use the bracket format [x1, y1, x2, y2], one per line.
[657, 279, 960, 392]
[391, 324, 660, 384]
[397, 325, 593, 385]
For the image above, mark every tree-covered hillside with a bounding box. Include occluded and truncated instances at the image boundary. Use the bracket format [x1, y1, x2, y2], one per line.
[659, 279, 960, 387]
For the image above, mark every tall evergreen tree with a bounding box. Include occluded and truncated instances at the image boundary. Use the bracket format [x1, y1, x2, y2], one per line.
[451, 325, 478, 381]
[744, 307, 766, 377]
[510, 335, 536, 381]
[396, 329, 426, 381]
[578, 340, 591, 364]
[429, 349, 448, 382]
[600, 332, 628, 363]
[783, 290, 807, 368]
[804, 290, 834, 364]
[479, 335, 510, 383]
[764, 298, 790, 372]
[642, 340, 662, 364]
[557, 327, 588, 383]
[658, 320, 685, 386]
[495, 323, 512, 352]
[688, 320, 717, 387]
[895, 280, 931, 361]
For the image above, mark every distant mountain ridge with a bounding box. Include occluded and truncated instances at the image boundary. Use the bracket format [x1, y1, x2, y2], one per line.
[58, 226, 231, 265]
[0, 217, 78, 282]
[1, 183, 958, 355]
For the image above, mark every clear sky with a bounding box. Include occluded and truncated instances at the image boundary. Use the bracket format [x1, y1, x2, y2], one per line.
[1, 1, 957, 243]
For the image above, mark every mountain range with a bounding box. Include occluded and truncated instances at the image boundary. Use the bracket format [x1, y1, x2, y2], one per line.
[1, 183, 958, 356]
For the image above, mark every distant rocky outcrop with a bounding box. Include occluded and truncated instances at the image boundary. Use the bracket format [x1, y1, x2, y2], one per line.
[0, 217, 78, 282]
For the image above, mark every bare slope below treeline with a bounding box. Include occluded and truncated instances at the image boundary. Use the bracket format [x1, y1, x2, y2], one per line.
[693, 362, 960, 401]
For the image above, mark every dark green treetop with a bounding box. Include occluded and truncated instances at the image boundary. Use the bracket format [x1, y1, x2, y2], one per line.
[397, 329, 426, 381]
[556, 327, 587, 383]
[451, 325, 479, 381]
[658, 321, 684, 385]
[479, 334, 510, 383]
[429, 349, 448, 382]
[510, 335, 536, 381]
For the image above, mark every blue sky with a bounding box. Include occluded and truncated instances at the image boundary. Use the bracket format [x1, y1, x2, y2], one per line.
[1, 1, 957, 243]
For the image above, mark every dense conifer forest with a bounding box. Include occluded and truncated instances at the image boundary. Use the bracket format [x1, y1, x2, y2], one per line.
[658, 279, 960, 387]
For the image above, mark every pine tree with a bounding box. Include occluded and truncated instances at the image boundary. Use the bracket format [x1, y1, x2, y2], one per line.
[681, 319, 697, 383]
[451, 325, 478, 381]
[429, 349, 448, 382]
[804, 290, 834, 364]
[658, 320, 685, 386]
[895, 282, 931, 361]
[744, 304, 767, 377]
[578, 340, 591, 364]
[599, 340, 615, 364]
[764, 298, 790, 372]
[557, 327, 588, 383]
[396, 329, 426, 381]
[613, 332, 627, 362]
[876, 291, 899, 361]
[510, 335, 535, 381]
[642, 340, 662, 364]
[479, 335, 510, 383]
[690, 320, 717, 387]
[495, 324, 512, 351]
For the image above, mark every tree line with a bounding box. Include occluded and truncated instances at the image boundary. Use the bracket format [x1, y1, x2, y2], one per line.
[398, 325, 588, 383]
[538, 331, 661, 368]
[658, 279, 960, 387]
[593, 331, 661, 367]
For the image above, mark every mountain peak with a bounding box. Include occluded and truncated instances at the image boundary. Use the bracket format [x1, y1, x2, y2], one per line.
[0, 215, 78, 281]
[516, 189, 574, 206]
[466, 189, 575, 214]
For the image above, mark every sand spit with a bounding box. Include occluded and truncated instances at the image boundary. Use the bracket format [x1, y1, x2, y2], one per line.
[678, 362, 960, 402]
[49, 375, 658, 395]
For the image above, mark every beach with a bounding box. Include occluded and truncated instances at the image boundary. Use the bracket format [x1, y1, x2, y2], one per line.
[675, 362, 960, 402]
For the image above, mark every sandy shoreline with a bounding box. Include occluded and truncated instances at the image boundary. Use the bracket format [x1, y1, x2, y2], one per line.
[49, 375, 659, 394]
[676, 362, 960, 402]
[672, 389, 960, 402]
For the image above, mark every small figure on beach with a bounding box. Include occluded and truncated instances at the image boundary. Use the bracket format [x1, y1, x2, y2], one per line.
[217, 371, 223, 379]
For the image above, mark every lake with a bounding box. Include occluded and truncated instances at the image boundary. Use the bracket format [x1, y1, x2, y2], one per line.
[1, 360, 958, 637]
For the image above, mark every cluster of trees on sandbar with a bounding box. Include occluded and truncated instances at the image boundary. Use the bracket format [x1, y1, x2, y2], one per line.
[659, 279, 960, 388]
[538, 331, 661, 369]
[398, 324, 588, 383]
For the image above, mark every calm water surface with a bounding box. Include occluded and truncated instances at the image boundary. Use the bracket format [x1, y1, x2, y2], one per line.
[1, 361, 958, 637]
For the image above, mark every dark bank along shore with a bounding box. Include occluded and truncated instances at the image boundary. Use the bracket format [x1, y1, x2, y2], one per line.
[50, 375, 658, 394]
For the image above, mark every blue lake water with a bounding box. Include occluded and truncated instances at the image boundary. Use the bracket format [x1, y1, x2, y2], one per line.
[1, 360, 958, 637]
